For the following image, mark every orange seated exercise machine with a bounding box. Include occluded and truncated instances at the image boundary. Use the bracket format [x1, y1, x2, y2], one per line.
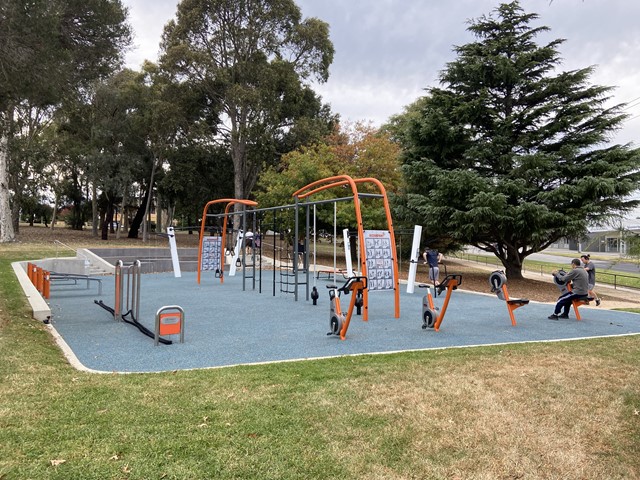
[552, 270, 591, 320]
[326, 276, 368, 340]
[489, 271, 529, 326]
[567, 284, 591, 321]
[419, 274, 463, 332]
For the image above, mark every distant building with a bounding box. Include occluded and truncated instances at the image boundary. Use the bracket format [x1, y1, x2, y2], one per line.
[551, 217, 640, 254]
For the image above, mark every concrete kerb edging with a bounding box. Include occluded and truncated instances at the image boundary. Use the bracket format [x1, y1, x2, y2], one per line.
[12, 261, 51, 323]
[12, 258, 115, 374]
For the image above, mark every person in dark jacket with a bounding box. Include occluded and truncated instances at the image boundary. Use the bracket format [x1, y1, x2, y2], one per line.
[548, 258, 589, 320]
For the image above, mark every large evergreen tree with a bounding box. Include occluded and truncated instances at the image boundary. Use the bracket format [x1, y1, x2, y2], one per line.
[393, 1, 640, 279]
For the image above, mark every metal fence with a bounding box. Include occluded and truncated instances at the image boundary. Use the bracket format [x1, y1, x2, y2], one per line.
[453, 253, 640, 291]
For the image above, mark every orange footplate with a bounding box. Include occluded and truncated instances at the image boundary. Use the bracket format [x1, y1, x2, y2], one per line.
[159, 312, 182, 336]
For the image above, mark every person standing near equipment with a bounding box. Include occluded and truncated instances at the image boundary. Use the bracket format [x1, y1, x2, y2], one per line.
[580, 254, 601, 306]
[422, 246, 443, 286]
[548, 258, 589, 320]
[244, 230, 254, 255]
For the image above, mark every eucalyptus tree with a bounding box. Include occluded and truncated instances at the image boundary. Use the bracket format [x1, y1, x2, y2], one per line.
[392, 1, 640, 279]
[159, 143, 234, 229]
[89, 69, 151, 240]
[0, 0, 130, 241]
[6, 102, 56, 233]
[126, 62, 201, 240]
[159, 0, 335, 204]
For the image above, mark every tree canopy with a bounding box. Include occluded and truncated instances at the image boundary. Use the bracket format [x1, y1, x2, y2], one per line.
[391, 1, 640, 278]
[256, 122, 402, 232]
[160, 0, 336, 205]
[0, 0, 131, 242]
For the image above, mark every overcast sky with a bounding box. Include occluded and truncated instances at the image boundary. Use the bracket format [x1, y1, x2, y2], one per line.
[123, 0, 640, 147]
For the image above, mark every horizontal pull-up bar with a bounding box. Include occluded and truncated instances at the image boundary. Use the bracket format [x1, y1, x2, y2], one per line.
[296, 194, 382, 208]
[293, 175, 359, 199]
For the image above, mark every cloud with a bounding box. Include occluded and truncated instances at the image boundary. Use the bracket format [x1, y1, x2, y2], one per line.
[123, 0, 640, 145]
[124, 0, 177, 68]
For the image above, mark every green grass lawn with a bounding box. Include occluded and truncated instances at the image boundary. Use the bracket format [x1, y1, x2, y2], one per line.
[1, 245, 639, 479]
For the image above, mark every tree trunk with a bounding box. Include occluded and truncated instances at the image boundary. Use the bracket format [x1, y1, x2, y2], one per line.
[231, 142, 247, 231]
[50, 193, 58, 230]
[156, 191, 163, 234]
[504, 263, 524, 280]
[501, 249, 524, 280]
[101, 198, 114, 241]
[166, 203, 174, 231]
[128, 186, 150, 239]
[116, 188, 127, 240]
[92, 183, 99, 237]
[142, 158, 159, 242]
[10, 193, 20, 233]
[0, 128, 16, 243]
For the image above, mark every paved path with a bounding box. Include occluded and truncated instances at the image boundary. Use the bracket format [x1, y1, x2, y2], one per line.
[463, 246, 640, 276]
[455, 249, 639, 306]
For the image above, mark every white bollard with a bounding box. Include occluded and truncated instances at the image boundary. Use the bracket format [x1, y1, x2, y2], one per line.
[167, 226, 181, 278]
[406, 225, 422, 294]
[343, 228, 353, 278]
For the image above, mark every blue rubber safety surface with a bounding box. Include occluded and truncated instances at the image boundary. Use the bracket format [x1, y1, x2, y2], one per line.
[48, 271, 640, 373]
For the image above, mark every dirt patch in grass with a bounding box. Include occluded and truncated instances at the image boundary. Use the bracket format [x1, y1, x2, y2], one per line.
[348, 348, 639, 479]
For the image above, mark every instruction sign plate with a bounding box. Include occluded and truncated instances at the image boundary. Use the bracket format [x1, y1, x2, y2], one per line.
[364, 230, 394, 291]
[201, 237, 222, 272]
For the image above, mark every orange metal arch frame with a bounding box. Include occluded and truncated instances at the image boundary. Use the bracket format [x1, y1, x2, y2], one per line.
[293, 175, 400, 321]
[196, 198, 258, 284]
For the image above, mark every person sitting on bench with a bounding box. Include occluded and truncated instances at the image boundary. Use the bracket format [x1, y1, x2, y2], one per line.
[548, 258, 589, 320]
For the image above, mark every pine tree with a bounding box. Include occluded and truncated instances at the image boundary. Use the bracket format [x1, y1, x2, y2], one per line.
[393, 1, 640, 279]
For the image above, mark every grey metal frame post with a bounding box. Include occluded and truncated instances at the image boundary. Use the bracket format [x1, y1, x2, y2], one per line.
[114, 260, 123, 320]
[132, 260, 141, 321]
[294, 197, 299, 301]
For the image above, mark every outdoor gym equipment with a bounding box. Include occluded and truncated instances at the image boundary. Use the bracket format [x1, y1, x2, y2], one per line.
[49, 272, 102, 295]
[155, 305, 185, 346]
[94, 260, 177, 345]
[489, 271, 529, 325]
[419, 274, 462, 331]
[197, 198, 258, 285]
[552, 270, 590, 320]
[552, 269, 570, 295]
[326, 276, 368, 340]
[294, 175, 399, 320]
[195, 175, 398, 320]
